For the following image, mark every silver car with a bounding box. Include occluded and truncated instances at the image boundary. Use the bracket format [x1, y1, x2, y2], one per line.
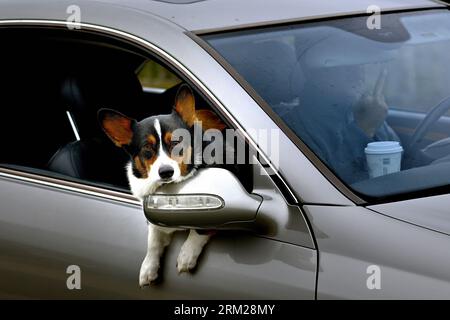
[1, 0, 450, 299]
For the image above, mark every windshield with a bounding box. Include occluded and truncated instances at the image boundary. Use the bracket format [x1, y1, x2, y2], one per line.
[204, 10, 450, 200]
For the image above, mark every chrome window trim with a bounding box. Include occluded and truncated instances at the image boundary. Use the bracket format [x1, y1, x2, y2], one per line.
[0, 167, 140, 206]
[0, 19, 298, 204]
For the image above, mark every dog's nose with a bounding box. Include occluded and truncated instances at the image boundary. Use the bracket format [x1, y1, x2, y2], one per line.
[158, 165, 174, 180]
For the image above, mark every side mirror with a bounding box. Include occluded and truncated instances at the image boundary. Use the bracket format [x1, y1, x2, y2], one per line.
[143, 168, 262, 229]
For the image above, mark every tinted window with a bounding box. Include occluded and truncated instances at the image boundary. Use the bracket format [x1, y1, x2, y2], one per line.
[204, 10, 450, 200]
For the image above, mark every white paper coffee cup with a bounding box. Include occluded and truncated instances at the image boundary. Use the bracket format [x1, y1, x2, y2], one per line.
[365, 141, 403, 179]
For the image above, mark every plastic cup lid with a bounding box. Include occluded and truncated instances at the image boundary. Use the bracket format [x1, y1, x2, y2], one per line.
[364, 141, 403, 155]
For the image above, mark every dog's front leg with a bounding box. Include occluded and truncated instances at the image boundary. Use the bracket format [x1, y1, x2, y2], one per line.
[139, 224, 175, 286]
[177, 229, 211, 273]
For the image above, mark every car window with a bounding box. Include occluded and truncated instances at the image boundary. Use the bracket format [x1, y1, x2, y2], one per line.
[203, 9, 450, 201]
[0, 29, 183, 192]
[0, 28, 253, 194]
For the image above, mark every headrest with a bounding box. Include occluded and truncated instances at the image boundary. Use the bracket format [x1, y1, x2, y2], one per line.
[217, 40, 305, 105]
[61, 64, 144, 137]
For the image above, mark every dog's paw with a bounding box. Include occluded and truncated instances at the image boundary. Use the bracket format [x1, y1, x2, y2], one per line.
[139, 257, 159, 287]
[176, 245, 200, 273]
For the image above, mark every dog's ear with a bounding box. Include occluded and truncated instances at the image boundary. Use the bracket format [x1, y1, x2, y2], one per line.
[98, 108, 136, 147]
[195, 109, 227, 131]
[174, 84, 196, 127]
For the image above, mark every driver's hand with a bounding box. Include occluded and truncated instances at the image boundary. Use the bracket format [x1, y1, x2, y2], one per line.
[353, 68, 388, 138]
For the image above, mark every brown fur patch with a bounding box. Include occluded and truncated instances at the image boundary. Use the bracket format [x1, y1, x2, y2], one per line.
[133, 151, 158, 179]
[102, 115, 133, 147]
[164, 132, 173, 146]
[179, 161, 189, 176]
[133, 156, 148, 179]
[175, 86, 196, 127]
[195, 109, 226, 131]
[147, 134, 157, 146]
[172, 145, 192, 176]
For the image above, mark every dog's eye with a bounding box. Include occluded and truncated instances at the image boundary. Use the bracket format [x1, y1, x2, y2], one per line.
[143, 150, 153, 158]
[142, 145, 154, 158]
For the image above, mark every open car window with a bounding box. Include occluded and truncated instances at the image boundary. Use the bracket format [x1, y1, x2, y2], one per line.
[0, 29, 186, 192]
[203, 9, 450, 202]
[0, 28, 253, 194]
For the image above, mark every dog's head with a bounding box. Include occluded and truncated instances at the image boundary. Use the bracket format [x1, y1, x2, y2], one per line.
[98, 84, 225, 195]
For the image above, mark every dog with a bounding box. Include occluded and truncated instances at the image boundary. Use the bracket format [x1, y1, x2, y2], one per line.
[98, 84, 226, 286]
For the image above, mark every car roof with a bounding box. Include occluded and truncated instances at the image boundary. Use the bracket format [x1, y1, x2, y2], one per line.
[95, 0, 444, 32]
[0, 0, 445, 34]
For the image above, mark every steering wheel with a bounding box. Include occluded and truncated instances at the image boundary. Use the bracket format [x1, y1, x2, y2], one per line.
[407, 95, 450, 154]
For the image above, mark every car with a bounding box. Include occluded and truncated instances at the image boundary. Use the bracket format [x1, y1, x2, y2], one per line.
[1, 0, 450, 299]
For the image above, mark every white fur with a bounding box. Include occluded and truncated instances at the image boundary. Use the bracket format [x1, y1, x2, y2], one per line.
[131, 119, 209, 286]
[139, 225, 175, 285]
[150, 119, 181, 182]
[177, 229, 210, 273]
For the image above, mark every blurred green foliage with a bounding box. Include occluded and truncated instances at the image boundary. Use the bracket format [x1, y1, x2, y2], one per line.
[138, 60, 181, 89]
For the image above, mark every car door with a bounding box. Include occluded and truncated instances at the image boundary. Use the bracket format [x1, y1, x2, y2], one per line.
[0, 24, 317, 299]
[0, 166, 317, 299]
[0, 170, 148, 299]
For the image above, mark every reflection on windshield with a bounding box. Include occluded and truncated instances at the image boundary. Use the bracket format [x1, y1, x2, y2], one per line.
[204, 10, 450, 198]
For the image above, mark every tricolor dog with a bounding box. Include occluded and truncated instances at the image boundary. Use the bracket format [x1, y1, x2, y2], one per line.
[98, 84, 225, 286]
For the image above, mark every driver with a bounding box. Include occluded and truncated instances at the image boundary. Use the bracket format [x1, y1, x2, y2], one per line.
[286, 64, 400, 184]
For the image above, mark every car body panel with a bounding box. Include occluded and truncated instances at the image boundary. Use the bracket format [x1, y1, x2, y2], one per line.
[0, 173, 316, 299]
[304, 205, 450, 299]
[370, 194, 450, 236]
